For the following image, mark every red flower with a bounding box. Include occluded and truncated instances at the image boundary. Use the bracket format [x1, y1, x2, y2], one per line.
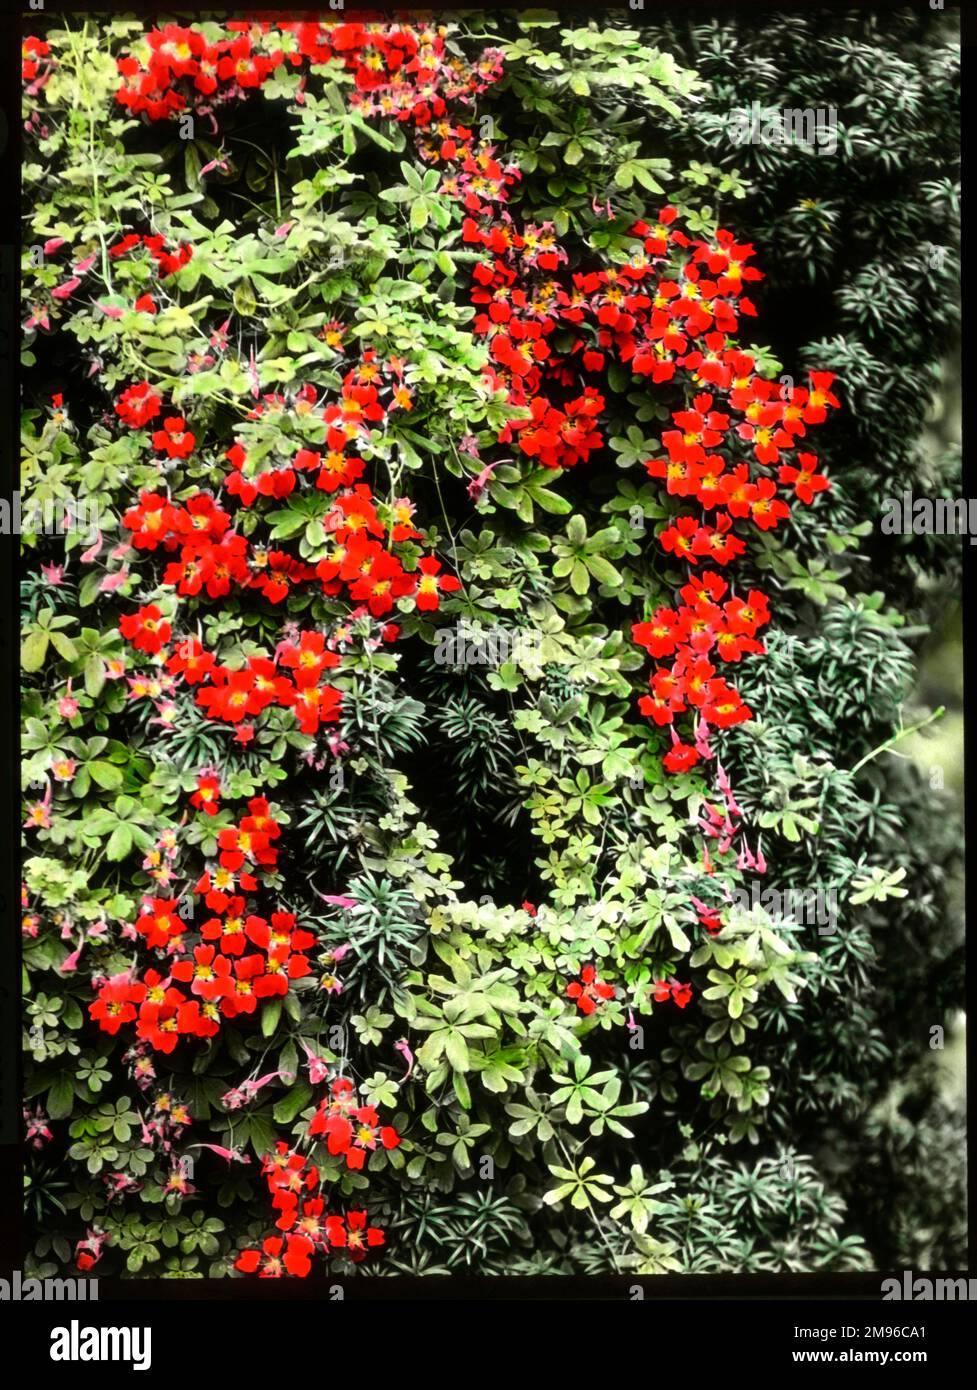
[645, 455, 701, 498]
[309, 1083, 401, 1171]
[324, 1211, 385, 1260]
[779, 452, 830, 505]
[217, 954, 266, 1017]
[278, 631, 342, 683]
[134, 898, 184, 950]
[701, 679, 752, 728]
[234, 1233, 314, 1278]
[695, 903, 724, 936]
[661, 394, 729, 462]
[663, 741, 700, 775]
[134, 971, 188, 1053]
[263, 1144, 320, 1222]
[654, 979, 694, 1009]
[735, 410, 793, 467]
[190, 773, 221, 816]
[660, 515, 699, 566]
[632, 608, 679, 659]
[720, 464, 758, 519]
[171, 944, 227, 999]
[111, 233, 143, 259]
[119, 604, 171, 655]
[217, 812, 278, 873]
[566, 964, 615, 1016]
[680, 570, 727, 607]
[89, 972, 139, 1034]
[802, 372, 840, 424]
[749, 476, 790, 531]
[348, 549, 416, 616]
[252, 550, 314, 604]
[638, 689, 679, 726]
[22, 36, 51, 82]
[184, 493, 231, 541]
[690, 513, 746, 567]
[163, 536, 249, 599]
[283, 680, 342, 735]
[122, 492, 184, 550]
[152, 415, 196, 458]
[277, 1195, 327, 1240]
[166, 637, 216, 685]
[200, 898, 248, 953]
[195, 669, 251, 724]
[115, 382, 162, 428]
[723, 589, 770, 637]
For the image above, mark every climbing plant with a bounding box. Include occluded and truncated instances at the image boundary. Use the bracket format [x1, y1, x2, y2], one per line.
[20, 9, 961, 1281]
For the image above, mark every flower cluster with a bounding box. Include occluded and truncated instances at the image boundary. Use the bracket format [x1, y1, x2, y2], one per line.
[119, 487, 346, 738]
[308, 1077, 402, 1171]
[342, 29, 840, 1001]
[456, 188, 837, 777]
[22, 35, 51, 83]
[633, 355, 835, 777]
[380, 48, 839, 797]
[115, 23, 286, 120]
[114, 18, 502, 126]
[192, 646, 342, 740]
[632, 570, 771, 769]
[89, 906, 313, 1051]
[103, 37, 480, 1097]
[110, 230, 194, 279]
[233, 1135, 386, 1276]
[24, 230, 194, 326]
[566, 964, 615, 1016]
[89, 792, 316, 1052]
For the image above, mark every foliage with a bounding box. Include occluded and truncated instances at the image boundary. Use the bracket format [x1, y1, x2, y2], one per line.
[20, 9, 961, 1281]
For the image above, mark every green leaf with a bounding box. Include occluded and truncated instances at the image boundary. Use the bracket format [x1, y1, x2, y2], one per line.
[585, 554, 622, 586]
[566, 515, 587, 546]
[46, 1074, 75, 1121]
[106, 825, 133, 862]
[84, 653, 106, 697]
[528, 480, 573, 514]
[452, 1070, 472, 1109]
[613, 162, 635, 190]
[444, 1031, 470, 1072]
[21, 631, 49, 672]
[89, 761, 123, 791]
[261, 1001, 282, 1038]
[570, 560, 590, 595]
[273, 1082, 313, 1124]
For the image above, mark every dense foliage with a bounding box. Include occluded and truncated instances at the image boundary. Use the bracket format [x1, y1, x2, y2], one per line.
[21, 8, 962, 1281]
[645, 5, 965, 1270]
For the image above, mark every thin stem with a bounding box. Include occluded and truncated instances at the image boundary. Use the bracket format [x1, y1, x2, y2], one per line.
[557, 1137, 622, 1274]
[848, 705, 946, 776]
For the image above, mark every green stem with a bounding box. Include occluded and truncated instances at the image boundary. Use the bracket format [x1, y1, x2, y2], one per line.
[848, 706, 946, 776]
[429, 450, 460, 567]
[557, 1137, 622, 1274]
